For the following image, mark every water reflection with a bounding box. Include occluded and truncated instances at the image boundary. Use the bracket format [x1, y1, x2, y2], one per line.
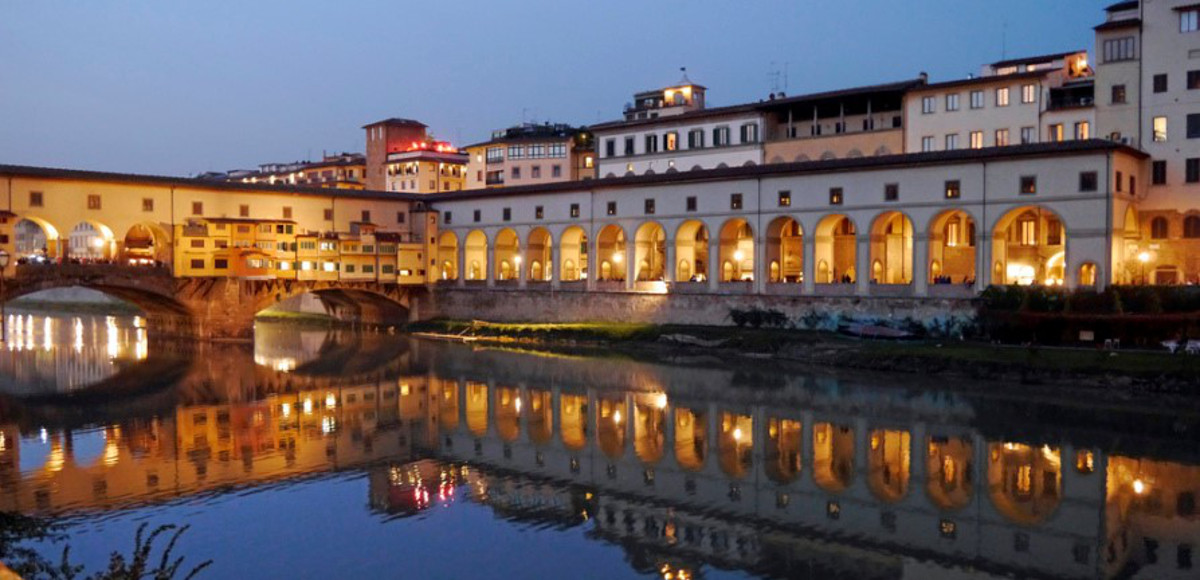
[0, 312, 148, 395]
[0, 319, 1197, 579]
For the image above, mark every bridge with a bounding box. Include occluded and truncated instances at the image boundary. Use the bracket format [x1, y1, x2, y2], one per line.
[0, 263, 421, 339]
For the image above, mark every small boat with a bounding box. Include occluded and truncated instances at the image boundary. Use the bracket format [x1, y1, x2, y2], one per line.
[838, 323, 914, 340]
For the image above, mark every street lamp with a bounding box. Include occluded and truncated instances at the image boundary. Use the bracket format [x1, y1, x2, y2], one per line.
[0, 249, 9, 343]
[1137, 251, 1152, 285]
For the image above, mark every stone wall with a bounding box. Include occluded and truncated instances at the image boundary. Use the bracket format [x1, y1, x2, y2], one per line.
[426, 288, 976, 328]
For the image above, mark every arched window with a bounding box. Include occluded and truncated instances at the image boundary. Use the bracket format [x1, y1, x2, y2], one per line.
[678, 260, 692, 281]
[1151, 217, 1169, 239]
[1079, 263, 1097, 286]
[1184, 216, 1200, 239]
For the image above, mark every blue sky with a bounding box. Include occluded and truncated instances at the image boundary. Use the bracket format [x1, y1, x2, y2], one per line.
[0, 1, 1109, 176]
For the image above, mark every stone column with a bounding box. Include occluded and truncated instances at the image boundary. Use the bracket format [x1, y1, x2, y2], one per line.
[550, 241, 561, 290]
[802, 233, 816, 295]
[625, 238, 636, 290]
[586, 229, 598, 292]
[707, 234, 720, 293]
[913, 232, 929, 297]
[518, 247, 528, 289]
[754, 235, 767, 294]
[486, 243, 496, 288]
[665, 239, 677, 287]
[976, 230, 990, 291]
[855, 237, 871, 297]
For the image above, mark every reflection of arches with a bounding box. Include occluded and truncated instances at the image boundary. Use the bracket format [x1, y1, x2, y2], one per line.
[867, 430, 911, 503]
[869, 212, 913, 284]
[719, 413, 753, 479]
[928, 209, 977, 284]
[765, 418, 802, 483]
[674, 221, 709, 282]
[634, 402, 665, 464]
[927, 436, 973, 510]
[437, 231, 459, 280]
[634, 222, 666, 281]
[597, 398, 626, 459]
[766, 217, 803, 283]
[560, 226, 588, 281]
[813, 422, 854, 492]
[464, 230, 488, 281]
[560, 394, 587, 450]
[674, 407, 706, 471]
[496, 386, 520, 442]
[466, 382, 488, 436]
[596, 224, 626, 282]
[719, 219, 754, 282]
[991, 206, 1067, 285]
[988, 442, 1062, 525]
[438, 380, 460, 432]
[815, 216, 856, 283]
[526, 227, 552, 281]
[527, 390, 553, 445]
[494, 228, 520, 281]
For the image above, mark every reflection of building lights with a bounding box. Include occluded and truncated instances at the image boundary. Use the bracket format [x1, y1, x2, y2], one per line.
[321, 416, 335, 434]
[1133, 479, 1147, 494]
[400, 384, 410, 396]
[303, 398, 314, 414]
[43, 317, 52, 352]
[39, 428, 47, 444]
[514, 397, 522, 413]
[1137, 251, 1151, 264]
[281, 402, 292, 418]
[325, 393, 337, 408]
[654, 393, 668, 410]
[733, 427, 743, 441]
[103, 441, 120, 467]
[613, 409, 622, 424]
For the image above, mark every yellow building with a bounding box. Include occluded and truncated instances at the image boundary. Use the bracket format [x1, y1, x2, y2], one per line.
[237, 153, 367, 190]
[385, 141, 468, 194]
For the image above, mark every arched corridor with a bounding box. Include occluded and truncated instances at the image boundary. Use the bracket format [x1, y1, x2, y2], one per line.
[674, 407, 707, 471]
[121, 222, 170, 265]
[815, 216, 857, 284]
[525, 228, 552, 282]
[718, 412, 753, 479]
[633, 398, 666, 464]
[464, 231, 488, 281]
[595, 225, 626, 282]
[765, 418, 802, 483]
[559, 226, 588, 282]
[437, 231, 459, 281]
[868, 213, 913, 284]
[867, 429, 911, 502]
[66, 221, 117, 261]
[766, 217, 803, 284]
[597, 397, 626, 458]
[813, 422, 855, 492]
[674, 221, 709, 282]
[560, 394, 588, 450]
[926, 436, 973, 510]
[466, 382, 488, 436]
[494, 229, 520, 281]
[633, 222, 666, 281]
[991, 207, 1066, 286]
[928, 210, 976, 285]
[718, 219, 754, 282]
[988, 442, 1062, 525]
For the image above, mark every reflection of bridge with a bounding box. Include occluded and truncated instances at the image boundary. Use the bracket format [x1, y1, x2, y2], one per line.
[1, 264, 418, 339]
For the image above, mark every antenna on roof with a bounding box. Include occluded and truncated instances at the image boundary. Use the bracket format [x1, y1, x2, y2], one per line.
[679, 66, 691, 84]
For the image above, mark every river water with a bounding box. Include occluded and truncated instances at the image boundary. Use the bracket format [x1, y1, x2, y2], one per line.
[0, 310, 1197, 579]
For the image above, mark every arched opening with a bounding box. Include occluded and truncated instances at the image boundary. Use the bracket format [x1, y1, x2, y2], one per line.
[526, 228, 552, 282]
[988, 442, 1062, 525]
[869, 212, 913, 284]
[765, 418, 802, 483]
[674, 407, 707, 471]
[718, 219, 754, 282]
[14, 217, 61, 262]
[928, 210, 977, 285]
[718, 412, 753, 479]
[927, 436, 973, 510]
[991, 207, 1066, 286]
[1150, 217, 1169, 240]
[634, 222, 666, 281]
[674, 220, 709, 282]
[595, 225, 626, 282]
[437, 231, 459, 281]
[559, 226, 588, 281]
[813, 422, 854, 492]
[494, 228, 520, 281]
[597, 397, 626, 459]
[867, 429, 911, 503]
[527, 389, 553, 445]
[464, 231, 488, 281]
[815, 216, 856, 284]
[121, 222, 170, 265]
[495, 386, 520, 442]
[66, 221, 117, 262]
[560, 394, 587, 450]
[1079, 262, 1098, 287]
[633, 400, 665, 464]
[766, 217, 803, 284]
[437, 379, 460, 432]
[466, 381, 488, 436]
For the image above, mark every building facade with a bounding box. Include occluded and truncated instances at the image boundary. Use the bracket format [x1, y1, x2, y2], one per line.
[463, 123, 595, 190]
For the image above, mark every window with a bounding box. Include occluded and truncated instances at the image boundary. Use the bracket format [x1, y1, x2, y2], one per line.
[535, 206, 544, 219]
[552, 165, 562, 178]
[730, 193, 743, 210]
[473, 209, 481, 223]
[1117, 170, 1124, 191]
[970, 90, 984, 109]
[1048, 124, 1064, 142]
[190, 259, 204, 269]
[1183, 8, 1200, 32]
[829, 187, 843, 205]
[236, 204, 248, 218]
[531, 165, 541, 179]
[29, 191, 43, 207]
[507, 145, 525, 159]
[190, 239, 205, 248]
[713, 126, 730, 146]
[1103, 37, 1137, 63]
[778, 190, 791, 207]
[663, 131, 678, 151]
[1021, 84, 1037, 104]
[1184, 216, 1200, 238]
[1152, 216, 1170, 240]
[214, 259, 228, 270]
[996, 87, 1010, 107]
[687, 129, 704, 149]
[1131, 174, 1137, 194]
[502, 208, 511, 221]
[570, 203, 580, 218]
[740, 123, 759, 143]
[644, 199, 655, 214]
[607, 201, 617, 216]
[548, 143, 567, 158]
[1187, 158, 1200, 183]
[511, 167, 521, 179]
[360, 210, 371, 223]
[1020, 219, 1037, 246]
[1020, 126, 1037, 144]
[884, 183, 899, 201]
[1153, 160, 1168, 185]
[921, 136, 935, 152]
[528, 144, 545, 158]
[944, 180, 961, 199]
[970, 131, 984, 149]
[444, 211, 453, 225]
[686, 196, 697, 212]
[1154, 116, 1169, 142]
[945, 93, 960, 111]
[1189, 114, 1200, 139]
[1179, 544, 1193, 570]
[604, 139, 615, 157]
[921, 96, 936, 114]
[1154, 74, 1169, 94]
[1112, 84, 1127, 104]
[396, 211, 406, 224]
[645, 134, 658, 153]
[485, 147, 503, 163]
[86, 194, 101, 210]
[283, 206, 293, 219]
[1080, 171, 1098, 192]
[1075, 121, 1090, 140]
[142, 198, 154, 212]
[995, 128, 1010, 147]
[323, 208, 333, 221]
[623, 137, 635, 156]
[1191, 71, 1200, 90]
[945, 134, 959, 150]
[1020, 176, 1037, 195]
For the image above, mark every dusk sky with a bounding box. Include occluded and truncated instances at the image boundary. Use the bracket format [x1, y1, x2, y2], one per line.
[1, 1, 1109, 177]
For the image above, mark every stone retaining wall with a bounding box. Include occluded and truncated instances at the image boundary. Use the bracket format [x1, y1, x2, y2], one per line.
[426, 288, 977, 328]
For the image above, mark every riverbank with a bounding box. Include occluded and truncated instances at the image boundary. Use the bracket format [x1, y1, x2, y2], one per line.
[408, 319, 1200, 395]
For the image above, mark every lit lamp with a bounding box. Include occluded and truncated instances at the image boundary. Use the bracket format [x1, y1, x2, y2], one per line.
[1137, 250, 1152, 285]
[0, 249, 8, 343]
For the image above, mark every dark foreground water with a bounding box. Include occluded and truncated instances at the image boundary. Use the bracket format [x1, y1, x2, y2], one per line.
[0, 311, 1198, 579]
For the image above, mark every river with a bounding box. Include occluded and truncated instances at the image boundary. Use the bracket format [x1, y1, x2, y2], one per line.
[0, 310, 1196, 579]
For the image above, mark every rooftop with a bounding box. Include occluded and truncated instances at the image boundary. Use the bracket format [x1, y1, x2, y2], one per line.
[990, 50, 1086, 69]
[361, 118, 428, 129]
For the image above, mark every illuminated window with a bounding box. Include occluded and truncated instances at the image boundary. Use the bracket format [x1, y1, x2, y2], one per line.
[778, 190, 791, 207]
[1021, 84, 1037, 104]
[996, 87, 1010, 107]
[1075, 121, 1090, 140]
[664, 131, 678, 151]
[946, 222, 961, 247]
[1020, 220, 1036, 246]
[1048, 124, 1064, 142]
[996, 128, 1010, 146]
[570, 203, 580, 218]
[1154, 116, 1168, 142]
[944, 180, 961, 199]
[829, 187, 843, 205]
[1020, 176, 1037, 195]
[969, 131, 984, 149]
